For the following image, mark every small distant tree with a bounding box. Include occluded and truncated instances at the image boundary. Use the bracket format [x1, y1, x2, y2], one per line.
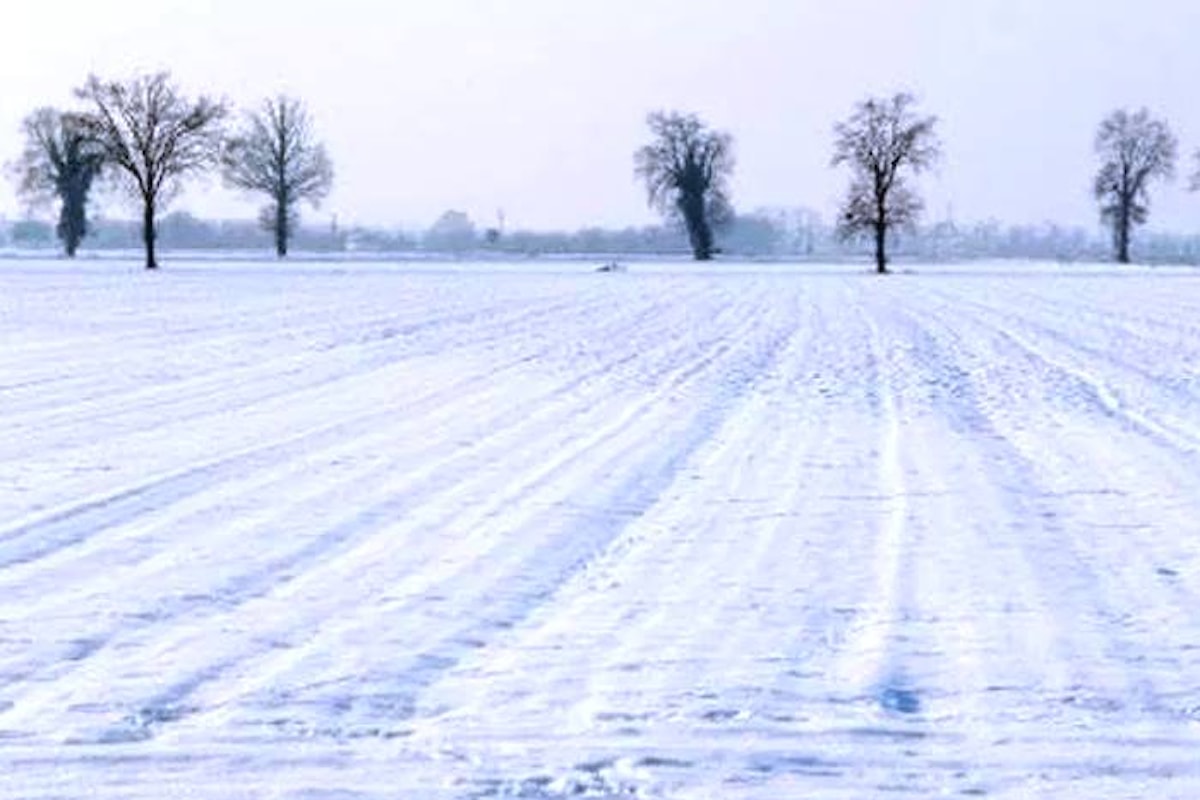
[1092, 109, 1177, 265]
[634, 111, 734, 261]
[222, 95, 334, 258]
[8, 108, 106, 257]
[424, 209, 477, 253]
[832, 92, 941, 274]
[75, 72, 227, 269]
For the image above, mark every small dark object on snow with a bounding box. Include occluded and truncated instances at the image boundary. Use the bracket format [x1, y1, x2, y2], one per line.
[880, 686, 921, 714]
[596, 261, 626, 273]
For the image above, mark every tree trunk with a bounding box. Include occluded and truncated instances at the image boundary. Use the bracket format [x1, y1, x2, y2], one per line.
[1116, 203, 1131, 264]
[61, 214, 78, 259]
[681, 194, 713, 261]
[142, 198, 158, 270]
[690, 217, 713, 261]
[59, 200, 80, 258]
[275, 200, 288, 258]
[874, 222, 888, 274]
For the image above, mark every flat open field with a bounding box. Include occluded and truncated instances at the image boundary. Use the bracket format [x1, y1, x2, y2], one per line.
[1, 259, 1199, 799]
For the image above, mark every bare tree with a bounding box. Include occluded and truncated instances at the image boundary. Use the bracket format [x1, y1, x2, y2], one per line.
[222, 95, 334, 258]
[7, 108, 106, 257]
[832, 92, 940, 274]
[1094, 109, 1177, 264]
[635, 111, 734, 261]
[75, 72, 226, 269]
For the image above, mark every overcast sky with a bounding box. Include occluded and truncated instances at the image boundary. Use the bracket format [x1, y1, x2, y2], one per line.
[4, 0, 1200, 232]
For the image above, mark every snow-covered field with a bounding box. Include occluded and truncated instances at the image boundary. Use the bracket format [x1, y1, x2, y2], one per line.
[1, 258, 1199, 799]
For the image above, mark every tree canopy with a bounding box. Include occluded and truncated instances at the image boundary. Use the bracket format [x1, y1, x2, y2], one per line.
[832, 92, 940, 273]
[1094, 108, 1177, 264]
[635, 111, 734, 261]
[223, 95, 333, 258]
[75, 71, 227, 268]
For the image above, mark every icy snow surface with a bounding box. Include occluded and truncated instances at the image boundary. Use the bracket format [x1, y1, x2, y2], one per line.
[1, 258, 1199, 799]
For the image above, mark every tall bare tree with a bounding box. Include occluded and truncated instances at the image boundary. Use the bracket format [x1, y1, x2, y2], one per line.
[832, 92, 940, 274]
[7, 108, 106, 257]
[75, 72, 226, 269]
[1094, 108, 1177, 264]
[635, 111, 734, 261]
[222, 95, 334, 258]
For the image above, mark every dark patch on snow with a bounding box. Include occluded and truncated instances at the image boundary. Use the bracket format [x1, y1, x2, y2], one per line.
[64, 636, 106, 662]
[747, 753, 839, 776]
[880, 686, 922, 714]
[635, 755, 693, 769]
[700, 708, 743, 722]
[594, 711, 652, 723]
[848, 726, 928, 741]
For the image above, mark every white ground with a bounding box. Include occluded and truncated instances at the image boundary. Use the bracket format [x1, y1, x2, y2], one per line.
[1, 258, 1199, 799]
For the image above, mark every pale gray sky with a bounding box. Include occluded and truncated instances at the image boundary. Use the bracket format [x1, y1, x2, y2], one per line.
[4, 0, 1200, 232]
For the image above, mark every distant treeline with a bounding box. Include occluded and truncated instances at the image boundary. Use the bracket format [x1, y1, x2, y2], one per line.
[0, 213, 349, 254]
[9, 70, 1197, 270]
[6, 208, 1200, 264]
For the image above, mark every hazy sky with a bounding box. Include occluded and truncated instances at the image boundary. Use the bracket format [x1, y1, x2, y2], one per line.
[4, 0, 1200, 233]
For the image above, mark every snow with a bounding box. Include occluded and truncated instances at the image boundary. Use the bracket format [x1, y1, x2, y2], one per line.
[1, 258, 1199, 799]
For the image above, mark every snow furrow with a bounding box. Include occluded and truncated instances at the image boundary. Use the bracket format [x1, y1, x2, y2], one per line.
[2, 262, 1199, 800]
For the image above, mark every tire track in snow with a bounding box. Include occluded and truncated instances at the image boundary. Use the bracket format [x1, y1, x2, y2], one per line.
[0, 278, 694, 532]
[0, 360, 517, 570]
[0, 281, 782, 746]
[918, 283, 1200, 452]
[0, 304, 704, 726]
[404, 284, 926, 793]
[913, 295, 1200, 681]
[834, 287, 919, 716]
[0, 289, 688, 570]
[902, 286, 1200, 613]
[0, 291, 680, 587]
[409, 292, 810, 742]
[863, 290, 1200, 773]
[5, 269, 1200, 800]
[696, 278, 1200, 800]
[0, 293, 611, 452]
[158, 282, 796, 746]
[0, 290, 705, 709]
[951, 274, 1200, 353]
